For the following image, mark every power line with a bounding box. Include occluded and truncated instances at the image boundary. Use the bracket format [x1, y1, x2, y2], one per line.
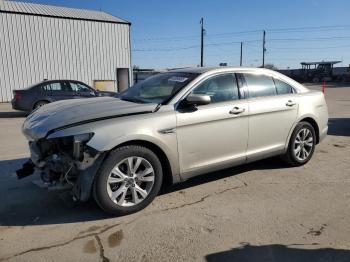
[270, 44, 350, 50]
[133, 24, 350, 42]
[267, 36, 350, 42]
[132, 45, 198, 52]
[132, 37, 350, 53]
[267, 24, 350, 32]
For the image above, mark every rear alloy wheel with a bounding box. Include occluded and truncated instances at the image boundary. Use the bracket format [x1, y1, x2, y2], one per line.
[282, 121, 316, 166]
[94, 145, 163, 215]
[294, 128, 314, 161]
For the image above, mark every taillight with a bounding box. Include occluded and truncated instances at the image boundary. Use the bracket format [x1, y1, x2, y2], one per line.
[14, 91, 22, 101]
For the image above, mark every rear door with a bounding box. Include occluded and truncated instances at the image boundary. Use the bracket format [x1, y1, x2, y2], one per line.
[40, 81, 72, 102]
[241, 73, 299, 161]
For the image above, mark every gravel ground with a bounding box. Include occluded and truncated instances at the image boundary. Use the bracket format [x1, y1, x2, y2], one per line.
[0, 84, 349, 262]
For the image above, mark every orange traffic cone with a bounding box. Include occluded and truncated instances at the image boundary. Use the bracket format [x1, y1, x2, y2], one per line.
[322, 80, 326, 94]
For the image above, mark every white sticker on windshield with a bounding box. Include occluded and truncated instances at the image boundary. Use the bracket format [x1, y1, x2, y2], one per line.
[168, 76, 189, 83]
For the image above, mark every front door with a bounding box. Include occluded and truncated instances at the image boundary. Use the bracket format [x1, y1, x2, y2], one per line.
[176, 73, 249, 179]
[69, 81, 95, 98]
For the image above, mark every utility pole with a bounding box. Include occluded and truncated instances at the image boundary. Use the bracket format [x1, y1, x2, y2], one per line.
[200, 18, 204, 67]
[240, 42, 243, 66]
[262, 30, 266, 68]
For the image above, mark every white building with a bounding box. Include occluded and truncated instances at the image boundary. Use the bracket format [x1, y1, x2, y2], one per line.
[0, 0, 131, 102]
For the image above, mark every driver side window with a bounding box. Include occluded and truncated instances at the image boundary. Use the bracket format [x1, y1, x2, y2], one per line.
[70, 82, 92, 93]
[192, 74, 239, 103]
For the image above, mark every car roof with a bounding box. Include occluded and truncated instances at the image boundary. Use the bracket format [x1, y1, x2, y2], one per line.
[169, 66, 277, 75]
[29, 80, 92, 89]
[42, 79, 86, 83]
[168, 67, 223, 74]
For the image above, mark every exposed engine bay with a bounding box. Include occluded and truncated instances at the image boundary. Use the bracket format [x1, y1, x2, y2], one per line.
[16, 133, 105, 201]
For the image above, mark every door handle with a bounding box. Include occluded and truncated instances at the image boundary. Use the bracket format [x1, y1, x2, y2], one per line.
[286, 100, 296, 107]
[229, 107, 245, 115]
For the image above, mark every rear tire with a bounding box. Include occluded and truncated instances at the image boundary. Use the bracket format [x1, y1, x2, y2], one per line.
[282, 122, 316, 167]
[33, 100, 48, 111]
[93, 145, 163, 215]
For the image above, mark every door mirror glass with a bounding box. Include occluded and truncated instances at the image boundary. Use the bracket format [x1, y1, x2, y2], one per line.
[186, 94, 211, 106]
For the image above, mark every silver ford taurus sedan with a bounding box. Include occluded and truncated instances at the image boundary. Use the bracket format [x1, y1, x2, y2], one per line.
[17, 67, 328, 215]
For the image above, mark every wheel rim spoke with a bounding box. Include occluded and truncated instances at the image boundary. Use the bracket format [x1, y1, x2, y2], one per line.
[108, 176, 124, 184]
[136, 167, 154, 182]
[132, 157, 142, 173]
[126, 157, 133, 175]
[109, 167, 127, 183]
[130, 187, 141, 204]
[111, 183, 127, 200]
[117, 188, 128, 205]
[139, 175, 154, 182]
[134, 185, 148, 199]
[305, 137, 313, 147]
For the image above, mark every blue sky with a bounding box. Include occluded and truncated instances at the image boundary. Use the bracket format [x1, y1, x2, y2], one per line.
[26, 0, 350, 69]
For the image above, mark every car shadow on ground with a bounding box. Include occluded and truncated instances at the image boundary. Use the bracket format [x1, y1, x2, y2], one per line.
[205, 243, 350, 262]
[161, 157, 288, 195]
[0, 156, 289, 227]
[328, 118, 350, 137]
[0, 111, 28, 118]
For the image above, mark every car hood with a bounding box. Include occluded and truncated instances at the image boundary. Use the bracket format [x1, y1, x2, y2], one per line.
[23, 97, 158, 140]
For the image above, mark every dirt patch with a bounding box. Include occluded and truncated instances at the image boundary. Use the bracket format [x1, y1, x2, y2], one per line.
[333, 144, 346, 148]
[307, 224, 327, 236]
[108, 230, 124, 248]
[83, 239, 97, 254]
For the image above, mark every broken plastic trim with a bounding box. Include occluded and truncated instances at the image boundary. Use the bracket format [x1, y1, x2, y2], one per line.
[16, 160, 35, 179]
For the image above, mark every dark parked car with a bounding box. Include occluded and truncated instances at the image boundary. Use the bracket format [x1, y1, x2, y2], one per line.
[12, 80, 116, 112]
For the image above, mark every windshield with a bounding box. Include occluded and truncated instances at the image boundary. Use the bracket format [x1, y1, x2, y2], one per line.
[120, 72, 199, 104]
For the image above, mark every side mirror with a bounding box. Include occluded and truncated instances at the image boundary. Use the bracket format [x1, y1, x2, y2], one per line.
[185, 94, 211, 106]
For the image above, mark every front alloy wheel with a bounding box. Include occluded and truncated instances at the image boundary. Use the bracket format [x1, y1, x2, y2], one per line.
[107, 156, 155, 207]
[94, 145, 163, 215]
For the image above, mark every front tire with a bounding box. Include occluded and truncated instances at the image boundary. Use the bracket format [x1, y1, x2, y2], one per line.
[93, 145, 163, 215]
[282, 122, 316, 166]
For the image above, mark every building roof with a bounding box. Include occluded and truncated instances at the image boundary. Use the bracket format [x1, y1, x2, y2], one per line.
[0, 0, 130, 24]
[301, 61, 341, 66]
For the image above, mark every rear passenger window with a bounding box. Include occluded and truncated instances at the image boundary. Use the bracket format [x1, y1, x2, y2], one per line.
[42, 82, 63, 91]
[274, 78, 294, 95]
[243, 74, 276, 98]
[192, 74, 239, 103]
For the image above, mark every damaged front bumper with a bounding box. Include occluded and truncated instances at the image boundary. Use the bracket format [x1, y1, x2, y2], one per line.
[16, 134, 106, 202]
